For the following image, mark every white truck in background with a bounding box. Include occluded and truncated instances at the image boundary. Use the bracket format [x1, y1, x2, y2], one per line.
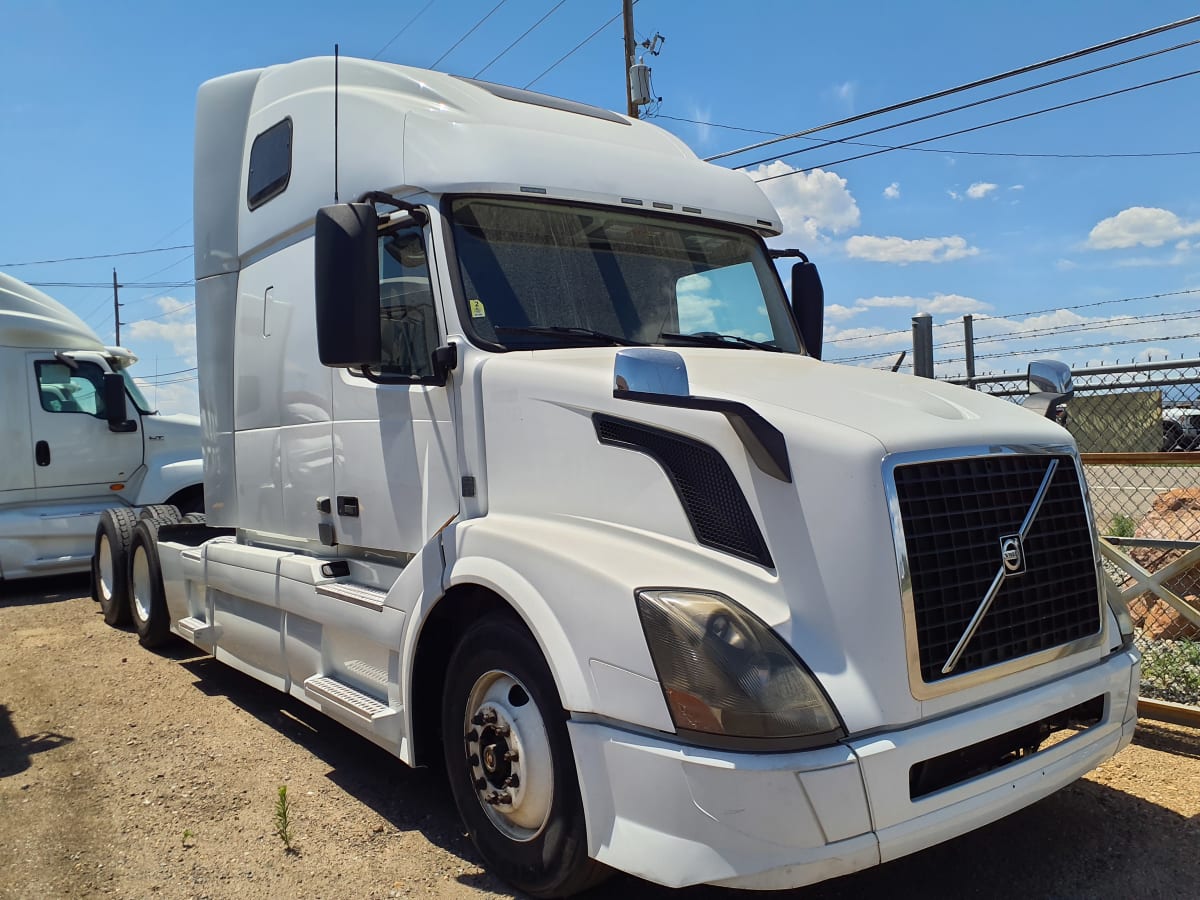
[0, 271, 203, 596]
[109, 57, 1139, 897]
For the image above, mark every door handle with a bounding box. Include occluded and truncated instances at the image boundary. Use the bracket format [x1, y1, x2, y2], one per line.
[35, 440, 50, 466]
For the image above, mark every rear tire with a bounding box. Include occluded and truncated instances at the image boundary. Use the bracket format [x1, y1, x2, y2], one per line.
[138, 504, 182, 526]
[92, 507, 138, 626]
[442, 614, 608, 898]
[128, 519, 172, 649]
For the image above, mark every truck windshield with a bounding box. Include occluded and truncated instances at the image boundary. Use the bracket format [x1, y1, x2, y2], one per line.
[448, 197, 802, 353]
[120, 369, 154, 414]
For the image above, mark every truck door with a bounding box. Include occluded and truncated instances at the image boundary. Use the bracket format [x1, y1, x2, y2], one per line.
[330, 223, 460, 554]
[27, 355, 143, 499]
[0, 351, 36, 504]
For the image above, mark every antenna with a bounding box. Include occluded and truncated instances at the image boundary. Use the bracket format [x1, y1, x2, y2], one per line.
[334, 43, 340, 203]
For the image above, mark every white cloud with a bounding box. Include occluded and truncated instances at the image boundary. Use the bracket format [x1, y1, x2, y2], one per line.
[826, 80, 856, 109]
[947, 189, 961, 201]
[825, 303, 866, 322]
[883, 181, 900, 200]
[844, 234, 979, 264]
[689, 104, 713, 147]
[966, 182, 998, 200]
[1009, 184, 1025, 191]
[854, 294, 991, 315]
[126, 298, 197, 361]
[1055, 258, 1078, 271]
[1087, 206, 1200, 249]
[747, 162, 860, 242]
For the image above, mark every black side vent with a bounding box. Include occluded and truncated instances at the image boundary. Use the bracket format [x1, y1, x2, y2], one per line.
[594, 414, 773, 567]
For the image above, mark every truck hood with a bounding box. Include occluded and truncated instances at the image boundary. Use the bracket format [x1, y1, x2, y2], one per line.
[142, 412, 202, 448]
[497, 347, 1071, 454]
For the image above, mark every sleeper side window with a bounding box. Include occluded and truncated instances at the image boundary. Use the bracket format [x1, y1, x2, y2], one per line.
[247, 118, 293, 210]
[35, 360, 107, 417]
[378, 226, 437, 379]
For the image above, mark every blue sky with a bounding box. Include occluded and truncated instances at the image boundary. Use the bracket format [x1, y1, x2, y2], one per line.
[3, 0, 1198, 414]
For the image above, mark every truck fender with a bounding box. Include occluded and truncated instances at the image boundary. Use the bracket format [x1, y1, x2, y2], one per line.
[130, 458, 204, 507]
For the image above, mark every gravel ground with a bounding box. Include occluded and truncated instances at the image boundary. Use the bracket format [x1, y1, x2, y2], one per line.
[1, 574, 1198, 900]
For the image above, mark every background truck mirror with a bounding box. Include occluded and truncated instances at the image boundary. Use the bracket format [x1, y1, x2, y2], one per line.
[102, 372, 136, 432]
[790, 258, 824, 361]
[315, 203, 383, 368]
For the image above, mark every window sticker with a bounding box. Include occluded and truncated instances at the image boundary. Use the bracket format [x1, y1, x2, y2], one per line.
[468, 298, 487, 318]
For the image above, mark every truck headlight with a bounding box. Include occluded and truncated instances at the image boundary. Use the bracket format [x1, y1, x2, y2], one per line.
[635, 589, 845, 748]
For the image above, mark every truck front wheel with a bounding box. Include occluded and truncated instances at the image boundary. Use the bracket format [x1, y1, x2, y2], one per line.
[441, 615, 607, 898]
[92, 507, 138, 626]
[128, 519, 172, 649]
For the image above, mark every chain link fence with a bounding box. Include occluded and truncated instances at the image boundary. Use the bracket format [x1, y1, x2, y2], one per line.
[948, 359, 1200, 710]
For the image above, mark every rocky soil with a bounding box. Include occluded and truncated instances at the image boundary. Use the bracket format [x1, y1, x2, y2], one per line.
[2, 575, 1198, 899]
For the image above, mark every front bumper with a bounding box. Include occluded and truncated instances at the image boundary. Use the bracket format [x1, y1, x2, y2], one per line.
[568, 648, 1139, 890]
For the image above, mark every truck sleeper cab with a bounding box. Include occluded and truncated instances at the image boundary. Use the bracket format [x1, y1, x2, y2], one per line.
[140, 57, 1137, 897]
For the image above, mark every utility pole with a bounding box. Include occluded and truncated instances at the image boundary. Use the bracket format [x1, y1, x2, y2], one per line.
[112, 268, 122, 345]
[622, 0, 637, 118]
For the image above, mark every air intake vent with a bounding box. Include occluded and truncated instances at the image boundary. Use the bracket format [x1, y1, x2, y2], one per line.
[893, 453, 1101, 684]
[594, 415, 772, 567]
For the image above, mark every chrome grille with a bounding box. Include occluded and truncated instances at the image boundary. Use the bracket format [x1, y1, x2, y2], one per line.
[893, 454, 1101, 684]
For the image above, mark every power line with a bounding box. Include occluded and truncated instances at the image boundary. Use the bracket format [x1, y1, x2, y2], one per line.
[373, 0, 438, 60]
[824, 288, 1200, 347]
[732, 36, 1200, 170]
[524, 2, 637, 89]
[944, 331, 1200, 365]
[474, 0, 568, 78]
[657, 113, 1200, 160]
[28, 280, 193, 289]
[1, 244, 192, 268]
[756, 67, 1200, 181]
[430, 0, 510, 69]
[705, 13, 1200, 163]
[135, 366, 198, 379]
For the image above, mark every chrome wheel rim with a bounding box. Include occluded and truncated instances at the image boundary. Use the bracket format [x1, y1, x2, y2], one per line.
[98, 534, 115, 602]
[463, 669, 553, 841]
[131, 545, 152, 624]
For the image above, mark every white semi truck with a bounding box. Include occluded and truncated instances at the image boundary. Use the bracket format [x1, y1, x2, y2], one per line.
[112, 57, 1139, 896]
[0, 272, 202, 593]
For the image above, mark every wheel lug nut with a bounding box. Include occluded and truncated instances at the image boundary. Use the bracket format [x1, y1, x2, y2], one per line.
[503, 775, 520, 788]
[474, 777, 487, 791]
[465, 729, 478, 743]
[503, 749, 518, 762]
[467, 753, 479, 767]
[485, 791, 512, 806]
[493, 724, 510, 737]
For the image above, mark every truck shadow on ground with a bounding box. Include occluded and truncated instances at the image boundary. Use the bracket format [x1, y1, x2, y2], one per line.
[0, 573, 91, 608]
[170, 649, 1200, 899]
[0, 703, 72, 779]
[175, 651, 519, 897]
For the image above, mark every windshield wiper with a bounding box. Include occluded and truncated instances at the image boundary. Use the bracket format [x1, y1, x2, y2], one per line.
[494, 325, 647, 347]
[658, 331, 782, 352]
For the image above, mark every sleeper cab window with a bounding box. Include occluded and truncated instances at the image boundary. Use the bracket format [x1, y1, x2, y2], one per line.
[247, 117, 293, 210]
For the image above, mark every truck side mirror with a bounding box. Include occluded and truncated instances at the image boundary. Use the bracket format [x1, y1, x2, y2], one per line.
[102, 373, 137, 433]
[1020, 359, 1073, 425]
[790, 258, 824, 361]
[314, 203, 383, 368]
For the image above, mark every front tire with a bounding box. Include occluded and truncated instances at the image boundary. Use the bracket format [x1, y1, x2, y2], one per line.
[442, 615, 607, 898]
[128, 519, 172, 649]
[92, 507, 138, 626]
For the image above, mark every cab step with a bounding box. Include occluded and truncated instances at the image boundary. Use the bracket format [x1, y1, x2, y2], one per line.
[314, 581, 388, 610]
[303, 675, 396, 723]
[176, 616, 217, 643]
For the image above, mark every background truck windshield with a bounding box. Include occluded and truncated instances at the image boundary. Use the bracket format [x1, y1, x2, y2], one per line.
[449, 197, 801, 353]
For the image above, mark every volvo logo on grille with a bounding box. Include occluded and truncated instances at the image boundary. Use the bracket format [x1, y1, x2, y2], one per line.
[1000, 534, 1026, 575]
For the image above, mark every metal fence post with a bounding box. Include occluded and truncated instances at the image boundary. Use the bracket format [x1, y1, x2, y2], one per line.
[912, 312, 934, 378]
[964, 314, 976, 389]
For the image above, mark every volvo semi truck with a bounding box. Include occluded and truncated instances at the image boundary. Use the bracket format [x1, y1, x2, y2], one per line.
[106, 57, 1139, 896]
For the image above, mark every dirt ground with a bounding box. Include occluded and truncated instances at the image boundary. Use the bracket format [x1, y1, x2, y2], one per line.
[2, 575, 1198, 900]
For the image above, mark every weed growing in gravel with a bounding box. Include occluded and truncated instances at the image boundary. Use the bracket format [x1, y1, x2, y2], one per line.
[1140, 638, 1200, 704]
[274, 785, 296, 852]
[181, 829, 196, 848]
